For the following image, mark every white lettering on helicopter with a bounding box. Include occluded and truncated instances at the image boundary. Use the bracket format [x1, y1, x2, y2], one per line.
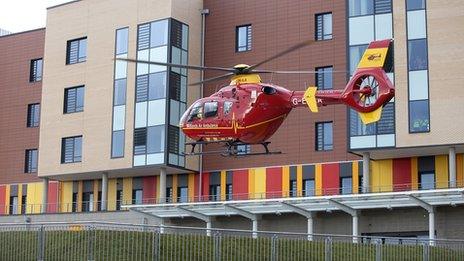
[185, 123, 219, 128]
[291, 98, 323, 105]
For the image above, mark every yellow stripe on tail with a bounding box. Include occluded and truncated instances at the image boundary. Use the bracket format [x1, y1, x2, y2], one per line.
[359, 106, 383, 124]
[303, 86, 318, 113]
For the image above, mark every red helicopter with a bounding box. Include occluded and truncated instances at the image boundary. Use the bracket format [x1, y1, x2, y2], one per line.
[120, 39, 394, 156]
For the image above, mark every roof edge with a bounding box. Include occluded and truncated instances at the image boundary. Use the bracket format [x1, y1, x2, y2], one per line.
[47, 0, 81, 10]
[0, 27, 45, 39]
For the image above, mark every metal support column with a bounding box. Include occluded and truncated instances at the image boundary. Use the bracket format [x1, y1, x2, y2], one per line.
[449, 147, 456, 188]
[362, 152, 370, 193]
[225, 204, 259, 238]
[101, 172, 108, 211]
[41, 178, 49, 214]
[159, 168, 167, 203]
[328, 199, 359, 243]
[409, 195, 435, 245]
[280, 201, 315, 240]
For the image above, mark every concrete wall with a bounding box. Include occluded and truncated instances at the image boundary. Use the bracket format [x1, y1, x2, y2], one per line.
[2, 206, 463, 239]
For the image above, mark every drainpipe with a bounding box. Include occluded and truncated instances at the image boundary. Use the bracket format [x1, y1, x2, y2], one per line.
[199, 8, 210, 200]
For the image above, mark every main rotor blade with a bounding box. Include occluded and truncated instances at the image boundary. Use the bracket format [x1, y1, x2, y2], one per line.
[253, 69, 348, 74]
[248, 39, 314, 71]
[116, 58, 236, 73]
[189, 72, 235, 86]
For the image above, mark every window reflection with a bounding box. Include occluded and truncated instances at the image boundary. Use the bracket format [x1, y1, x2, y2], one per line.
[408, 39, 428, 71]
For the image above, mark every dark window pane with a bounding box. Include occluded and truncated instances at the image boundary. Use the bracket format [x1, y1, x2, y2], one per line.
[377, 102, 395, 134]
[66, 38, 87, 64]
[112, 130, 125, 158]
[64, 86, 85, 113]
[409, 100, 430, 132]
[116, 28, 129, 55]
[136, 75, 149, 102]
[236, 25, 252, 52]
[170, 19, 183, 48]
[204, 102, 218, 118]
[25, 149, 38, 173]
[147, 126, 165, 153]
[169, 72, 181, 101]
[134, 128, 147, 155]
[316, 122, 333, 151]
[349, 0, 374, 16]
[168, 125, 179, 154]
[30, 58, 43, 82]
[407, 0, 426, 11]
[150, 72, 167, 100]
[316, 66, 333, 90]
[375, 0, 392, 14]
[138, 23, 151, 50]
[315, 13, 332, 40]
[408, 39, 428, 71]
[350, 109, 377, 136]
[290, 180, 298, 197]
[27, 103, 40, 127]
[61, 136, 82, 163]
[114, 79, 127, 106]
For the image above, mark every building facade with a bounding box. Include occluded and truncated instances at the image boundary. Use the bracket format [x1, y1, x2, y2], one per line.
[0, 0, 464, 240]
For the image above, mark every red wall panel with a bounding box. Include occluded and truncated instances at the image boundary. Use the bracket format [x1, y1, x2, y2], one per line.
[143, 176, 156, 204]
[266, 167, 282, 198]
[233, 170, 249, 200]
[393, 158, 412, 191]
[322, 163, 340, 195]
[201, 172, 210, 201]
[47, 181, 59, 213]
[0, 185, 5, 214]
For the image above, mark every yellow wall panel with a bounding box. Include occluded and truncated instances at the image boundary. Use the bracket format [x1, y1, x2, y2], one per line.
[107, 179, 117, 211]
[457, 154, 464, 187]
[172, 175, 178, 203]
[156, 176, 160, 199]
[188, 173, 195, 201]
[254, 168, 266, 199]
[352, 161, 359, 194]
[297, 165, 303, 196]
[60, 181, 73, 213]
[220, 171, 226, 201]
[411, 157, 418, 190]
[315, 164, 322, 196]
[4, 185, 10, 215]
[122, 178, 132, 205]
[248, 169, 255, 199]
[371, 160, 392, 192]
[435, 155, 449, 189]
[26, 182, 43, 214]
[282, 166, 290, 197]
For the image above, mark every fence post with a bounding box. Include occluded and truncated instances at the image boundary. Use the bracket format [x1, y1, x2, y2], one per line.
[37, 225, 45, 261]
[213, 231, 221, 261]
[87, 226, 94, 261]
[153, 228, 160, 261]
[375, 239, 382, 261]
[270, 234, 278, 261]
[325, 237, 332, 261]
[423, 243, 429, 261]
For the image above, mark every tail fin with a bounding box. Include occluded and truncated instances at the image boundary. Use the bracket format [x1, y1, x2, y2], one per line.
[355, 39, 393, 124]
[303, 87, 318, 113]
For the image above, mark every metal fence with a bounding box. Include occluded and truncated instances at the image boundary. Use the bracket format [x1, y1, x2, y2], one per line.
[0, 222, 463, 260]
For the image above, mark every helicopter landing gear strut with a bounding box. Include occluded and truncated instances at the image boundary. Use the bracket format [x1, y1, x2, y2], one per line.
[183, 140, 282, 157]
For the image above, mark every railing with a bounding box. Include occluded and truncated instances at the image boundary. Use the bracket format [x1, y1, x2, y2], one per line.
[0, 222, 463, 260]
[0, 181, 460, 216]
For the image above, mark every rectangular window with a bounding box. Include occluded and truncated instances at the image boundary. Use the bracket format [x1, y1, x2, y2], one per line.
[61, 136, 82, 163]
[316, 122, 333, 151]
[29, 58, 43, 82]
[226, 184, 233, 201]
[303, 179, 315, 196]
[349, 0, 374, 17]
[236, 144, 251, 155]
[409, 100, 430, 132]
[116, 28, 129, 55]
[290, 180, 298, 197]
[72, 192, 78, 212]
[82, 192, 93, 212]
[236, 25, 252, 52]
[25, 149, 38, 173]
[134, 128, 147, 155]
[315, 13, 333, 40]
[166, 187, 173, 203]
[66, 37, 87, 64]
[408, 39, 428, 71]
[407, 0, 426, 11]
[315, 66, 333, 90]
[112, 130, 125, 158]
[27, 103, 40, 127]
[341, 177, 353, 195]
[177, 187, 188, 203]
[9, 196, 18, 215]
[419, 172, 434, 190]
[209, 185, 220, 201]
[64, 86, 85, 113]
[116, 190, 123, 210]
[132, 189, 143, 204]
[21, 195, 27, 214]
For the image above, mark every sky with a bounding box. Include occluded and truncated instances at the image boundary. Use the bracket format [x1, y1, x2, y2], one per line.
[0, 0, 73, 33]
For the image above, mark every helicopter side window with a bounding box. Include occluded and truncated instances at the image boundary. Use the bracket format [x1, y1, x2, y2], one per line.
[204, 101, 218, 118]
[224, 101, 233, 115]
[188, 103, 203, 122]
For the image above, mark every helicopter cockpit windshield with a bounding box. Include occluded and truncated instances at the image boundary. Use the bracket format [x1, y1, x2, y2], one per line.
[188, 102, 203, 122]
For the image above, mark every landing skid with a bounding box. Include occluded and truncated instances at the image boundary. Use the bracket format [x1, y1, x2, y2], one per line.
[183, 141, 282, 157]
